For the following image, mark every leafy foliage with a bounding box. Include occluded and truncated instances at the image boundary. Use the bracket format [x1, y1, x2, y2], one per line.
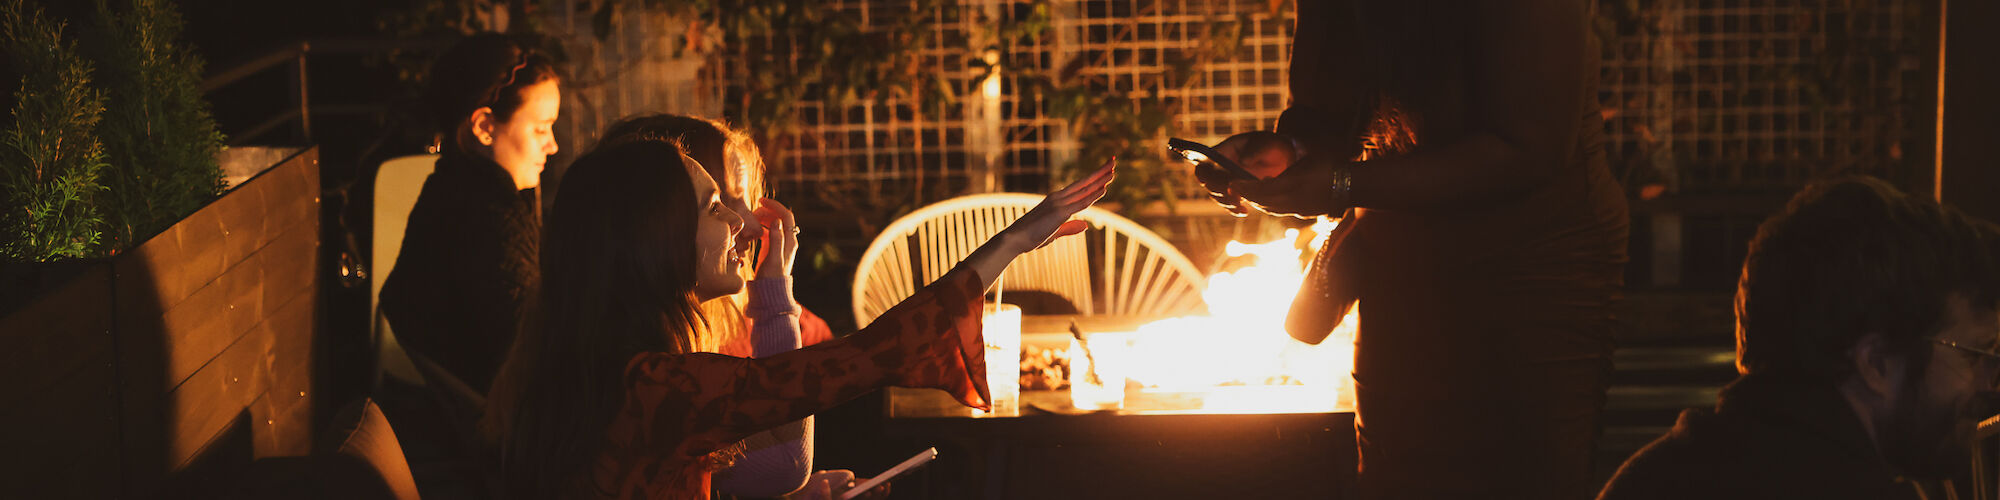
[0, 0, 111, 262]
[381, 0, 1259, 216]
[88, 0, 226, 248]
[375, 0, 562, 85]
[993, 1, 1252, 211]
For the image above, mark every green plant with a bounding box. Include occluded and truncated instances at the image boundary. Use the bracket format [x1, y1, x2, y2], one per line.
[88, 0, 226, 249]
[0, 0, 111, 262]
[380, 0, 1263, 225]
[992, 1, 1253, 212]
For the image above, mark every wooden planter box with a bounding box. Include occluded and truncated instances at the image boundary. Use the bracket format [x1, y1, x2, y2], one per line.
[0, 147, 321, 498]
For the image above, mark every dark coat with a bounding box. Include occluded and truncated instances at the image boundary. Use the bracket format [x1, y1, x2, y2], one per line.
[378, 153, 540, 393]
[1597, 375, 1932, 500]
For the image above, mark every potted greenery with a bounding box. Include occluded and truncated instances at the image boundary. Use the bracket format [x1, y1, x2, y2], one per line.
[0, 0, 320, 496]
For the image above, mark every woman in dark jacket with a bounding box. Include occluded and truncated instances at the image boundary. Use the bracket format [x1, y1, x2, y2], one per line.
[379, 33, 562, 393]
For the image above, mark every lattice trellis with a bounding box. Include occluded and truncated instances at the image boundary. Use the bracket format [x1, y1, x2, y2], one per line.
[1598, 0, 1929, 195]
[545, 0, 1932, 215]
[722, 0, 1296, 216]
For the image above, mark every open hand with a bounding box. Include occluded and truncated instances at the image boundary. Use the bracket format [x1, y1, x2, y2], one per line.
[754, 199, 799, 279]
[958, 157, 1116, 292]
[1000, 157, 1116, 254]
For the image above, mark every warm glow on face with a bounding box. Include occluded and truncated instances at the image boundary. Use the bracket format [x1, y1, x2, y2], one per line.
[1074, 220, 1358, 414]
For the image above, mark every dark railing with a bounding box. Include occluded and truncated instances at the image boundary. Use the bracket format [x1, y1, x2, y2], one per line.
[200, 38, 449, 147]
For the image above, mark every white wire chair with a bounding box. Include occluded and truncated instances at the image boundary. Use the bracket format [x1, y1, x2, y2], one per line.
[851, 193, 1207, 327]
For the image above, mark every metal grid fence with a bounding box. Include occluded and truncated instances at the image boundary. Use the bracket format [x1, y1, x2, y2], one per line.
[548, 0, 1933, 203]
[732, 0, 1296, 216]
[1597, 0, 1930, 195]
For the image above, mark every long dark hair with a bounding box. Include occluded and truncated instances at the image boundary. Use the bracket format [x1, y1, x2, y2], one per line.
[487, 136, 708, 498]
[600, 114, 767, 201]
[1356, 1, 1471, 152]
[422, 33, 561, 158]
[598, 114, 770, 349]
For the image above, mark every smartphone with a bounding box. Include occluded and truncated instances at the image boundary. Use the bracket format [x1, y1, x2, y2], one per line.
[1167, 137, 1258, 181]
[840, 447, 938, 500]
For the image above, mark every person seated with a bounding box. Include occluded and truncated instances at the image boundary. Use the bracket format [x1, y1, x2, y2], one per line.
[379, 33, 562, 393]
[597, 114, 836, 356]
[481, 134, 1115, 499]
[592, 114, 836, 497]
[1597, 176, 2000, 500]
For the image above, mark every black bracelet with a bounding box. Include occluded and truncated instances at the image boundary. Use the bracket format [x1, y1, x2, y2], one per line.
[1329, 168, 1354, 213]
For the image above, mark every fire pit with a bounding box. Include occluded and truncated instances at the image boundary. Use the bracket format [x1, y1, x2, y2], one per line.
[880, 223, 1360, 499]
[896, 221, 1358, 418]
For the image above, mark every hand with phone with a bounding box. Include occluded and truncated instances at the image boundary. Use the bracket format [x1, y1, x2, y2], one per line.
[1175, 132, 1305, 216]
[787, 470, 886, 500]
[787, 447, 938, 500]
[1179, 132, 1353, 219]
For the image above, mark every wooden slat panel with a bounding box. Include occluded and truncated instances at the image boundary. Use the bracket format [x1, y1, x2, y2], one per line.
[145, 223, 318, 391]
[114, 149, 317, 317]
[251, 380, 314, 458]
[163, 314, 274, 470]
[161, 285, 314, 468]
[110, 148, 320, 495]
[0, 264, 113, 401]
[254, 286, 316, 458]
[0, 350, 121, 499]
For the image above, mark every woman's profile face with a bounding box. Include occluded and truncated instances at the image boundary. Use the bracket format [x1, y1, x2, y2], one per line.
[686, 153, 747, 301]
[719, 148, 767, 262]
[484, 79, 561, 190]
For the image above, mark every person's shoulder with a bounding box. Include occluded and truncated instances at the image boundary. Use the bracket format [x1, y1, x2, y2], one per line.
[1597, 409, 1740, 499]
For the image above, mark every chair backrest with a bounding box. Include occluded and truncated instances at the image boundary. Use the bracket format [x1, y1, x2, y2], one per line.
[371, 154, 440, 325]
[371, 155, 438, 387]
[851, 193, 1206, 327]
[1973, 414, 2000, 499]
[323, 398, 422, 500]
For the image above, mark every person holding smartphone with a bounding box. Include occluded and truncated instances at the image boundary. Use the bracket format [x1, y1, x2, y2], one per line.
[1189, 2, 1628, 499]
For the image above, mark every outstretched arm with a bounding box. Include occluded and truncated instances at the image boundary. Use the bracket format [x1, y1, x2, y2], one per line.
[954, 158, 1117, 288]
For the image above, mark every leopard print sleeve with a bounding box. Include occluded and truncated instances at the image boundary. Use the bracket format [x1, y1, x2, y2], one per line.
[613, 268, 991, 463]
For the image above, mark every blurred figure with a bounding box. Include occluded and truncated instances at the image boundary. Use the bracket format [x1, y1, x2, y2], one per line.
[379, 33, 562, 393]
[482, 134, 1113, 499]
[1598, 177, 2000, 500]
[1190, 2, 1627, 498]
[593, 114, 843, 497]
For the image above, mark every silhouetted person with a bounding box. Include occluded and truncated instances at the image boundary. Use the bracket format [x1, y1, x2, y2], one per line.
[481, 135, 1116, 499]
[1598, 177, 2000, 500]
[379, 34, 561, 392]
[1193, 2, 1627, 498]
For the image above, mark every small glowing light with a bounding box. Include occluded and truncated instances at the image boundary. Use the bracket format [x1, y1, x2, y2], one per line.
[981, 49, 1003, 99]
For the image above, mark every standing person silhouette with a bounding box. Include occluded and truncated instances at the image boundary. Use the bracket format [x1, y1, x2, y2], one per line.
[1193, 2, 1629, 498]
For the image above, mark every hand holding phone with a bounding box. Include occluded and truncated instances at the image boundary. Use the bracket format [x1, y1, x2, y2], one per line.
[1168, 137, 1258, 181]
[839, 447, 938, 500]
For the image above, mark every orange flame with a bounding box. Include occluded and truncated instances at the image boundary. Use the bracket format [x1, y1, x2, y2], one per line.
[1073, 220, 1358, 414]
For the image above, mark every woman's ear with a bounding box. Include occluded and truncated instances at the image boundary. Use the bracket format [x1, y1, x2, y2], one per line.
[470, 107, 498, 146]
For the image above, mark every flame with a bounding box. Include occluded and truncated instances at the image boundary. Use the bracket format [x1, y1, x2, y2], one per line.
[1074, 219, 1358, 414]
